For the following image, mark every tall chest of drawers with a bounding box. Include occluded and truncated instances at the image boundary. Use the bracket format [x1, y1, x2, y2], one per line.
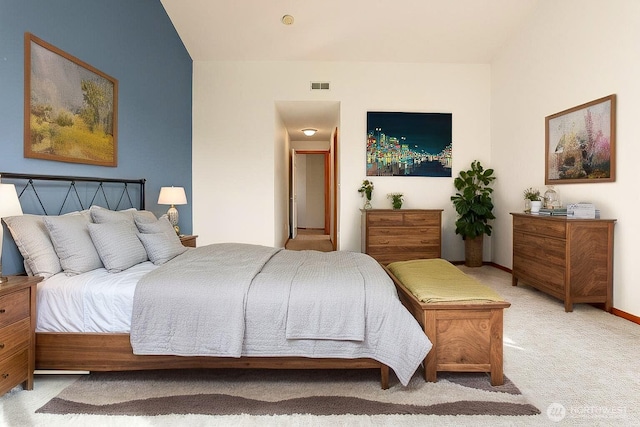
[361, 209, 442, 265]
[511, 213, 615, 312]
[0, 276, 40, 396]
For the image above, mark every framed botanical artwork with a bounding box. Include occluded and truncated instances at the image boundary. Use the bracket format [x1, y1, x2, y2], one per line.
[24, 33, 118, 167]
[366, 111, 452, 177]
[545, 95, 615, 184]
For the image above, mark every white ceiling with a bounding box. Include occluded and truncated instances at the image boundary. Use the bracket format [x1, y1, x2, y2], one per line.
[161, 0, 539, 140]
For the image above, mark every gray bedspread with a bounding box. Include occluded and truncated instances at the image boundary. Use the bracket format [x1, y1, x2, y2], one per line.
[130, 243, 431, 386]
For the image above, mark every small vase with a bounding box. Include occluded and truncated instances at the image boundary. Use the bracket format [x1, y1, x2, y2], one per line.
[364, 198, 372, 210]
[392, 201, 402, 209]
[530, 200, 542, 213]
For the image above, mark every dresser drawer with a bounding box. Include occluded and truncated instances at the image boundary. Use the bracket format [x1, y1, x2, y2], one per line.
[403, 212, 440, 226]
[0, 348, 28, 395]
[0, 289, 30, 329]
[366, 212, 404, 226]
[0, 318, 30, 359]
[513, 231, 565, 292]
[368, 232, 440, 247]
[513, 216, 566, 239]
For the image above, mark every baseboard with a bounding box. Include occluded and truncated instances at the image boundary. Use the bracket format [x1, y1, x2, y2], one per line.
[611, 308, 640, 326]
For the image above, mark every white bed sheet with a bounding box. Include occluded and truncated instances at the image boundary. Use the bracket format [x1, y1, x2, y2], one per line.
[36, 261, 157, 333]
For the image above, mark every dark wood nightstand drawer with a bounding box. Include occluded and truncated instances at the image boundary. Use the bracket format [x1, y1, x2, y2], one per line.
[0, 348, 28, 395]
[179, 235, 197, 248]
[0, 289, 30, 329]
[0, 318, 30, 359]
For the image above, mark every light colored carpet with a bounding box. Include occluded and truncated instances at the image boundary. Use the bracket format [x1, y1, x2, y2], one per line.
[285, 229, 334, 252]
[2, 265, 639, 426]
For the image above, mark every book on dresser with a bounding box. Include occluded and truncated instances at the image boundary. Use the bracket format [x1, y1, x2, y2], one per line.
[361, 209, 443, 265]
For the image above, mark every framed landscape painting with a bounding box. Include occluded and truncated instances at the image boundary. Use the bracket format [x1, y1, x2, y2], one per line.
[545, 95, 615, 184]
[366, 112, 452, 177]
[24, 33, 118, 167]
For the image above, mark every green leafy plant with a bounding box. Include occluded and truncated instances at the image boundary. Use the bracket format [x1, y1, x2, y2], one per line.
[523, 187, 541, 201]
[358, 179, 374, 200]
[387, 192, 403, 209]
[451, 160, 496, 239]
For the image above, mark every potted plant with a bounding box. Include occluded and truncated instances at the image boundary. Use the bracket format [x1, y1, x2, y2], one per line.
[358, 179, 374, 209]
[387, 192, 403, 209]
[450, 160, 496, 267]
[523, 187, 541, 213]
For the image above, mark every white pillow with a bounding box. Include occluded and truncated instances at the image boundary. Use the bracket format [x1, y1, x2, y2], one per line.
[88, 221, 148, 272]
[44, 213, 103, 276]
[3, 214, 62, 278]
[137, 232, 187, 265]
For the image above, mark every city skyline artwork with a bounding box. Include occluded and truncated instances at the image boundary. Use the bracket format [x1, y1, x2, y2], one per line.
[366, 111, 452, 177]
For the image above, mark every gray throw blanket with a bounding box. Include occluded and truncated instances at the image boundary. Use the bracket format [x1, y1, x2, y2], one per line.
[130, 243, 280, 357]
[285, 251, 365, 341]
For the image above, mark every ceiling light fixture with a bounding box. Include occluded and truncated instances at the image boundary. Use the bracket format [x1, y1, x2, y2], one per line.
[302, 129, 317, 137]
[281, 15, 294, 25]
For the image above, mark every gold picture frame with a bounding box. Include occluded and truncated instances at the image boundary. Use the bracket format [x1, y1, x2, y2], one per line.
[545, 94, 615, 184]
[24, 33, 118, 167]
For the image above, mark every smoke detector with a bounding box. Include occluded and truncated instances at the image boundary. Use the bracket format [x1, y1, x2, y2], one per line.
[281, 15, 294, 25]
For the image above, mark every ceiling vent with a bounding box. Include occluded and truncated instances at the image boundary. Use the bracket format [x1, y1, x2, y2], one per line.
[310, 81, 330, 91]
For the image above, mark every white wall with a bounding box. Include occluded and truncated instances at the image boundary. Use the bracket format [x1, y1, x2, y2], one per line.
[491, 0, 640, 316]
[193, 61, 491, 261]
[305, 154, 325, 229]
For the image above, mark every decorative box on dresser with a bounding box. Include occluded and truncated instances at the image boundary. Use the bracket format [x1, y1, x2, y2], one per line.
[361, 209, 442, 265]
[0, 276, 41, 396]
[511, 213, 615, 312]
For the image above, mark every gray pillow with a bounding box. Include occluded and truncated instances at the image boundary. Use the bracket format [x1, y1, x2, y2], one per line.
[90, 205, 156, 225]
[135, 216, 186, 265]
[44, 213, 103, 276]
[135, 216, 179, 237]
[88, 221, 148, 272]
[3, 214, 62, 278]
[137, 232, 187, 265]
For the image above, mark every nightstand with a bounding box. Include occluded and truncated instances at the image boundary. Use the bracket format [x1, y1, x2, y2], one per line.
[179, 235, 198, 248]
[0, 276, 41, 395]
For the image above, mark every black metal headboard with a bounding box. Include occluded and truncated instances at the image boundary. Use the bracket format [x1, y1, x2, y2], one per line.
[0, 172, 146, 215]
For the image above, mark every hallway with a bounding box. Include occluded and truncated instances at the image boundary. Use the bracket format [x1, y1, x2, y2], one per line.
[285, 228, 334, 252]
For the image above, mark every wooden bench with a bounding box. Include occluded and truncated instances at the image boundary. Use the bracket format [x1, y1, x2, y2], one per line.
[383, 259, 510, 386]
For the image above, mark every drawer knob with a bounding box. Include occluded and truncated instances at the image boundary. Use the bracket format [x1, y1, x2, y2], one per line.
[2, 373, 8, 379]
[0, 309, 5, 314]
[0, 343, 4, 349]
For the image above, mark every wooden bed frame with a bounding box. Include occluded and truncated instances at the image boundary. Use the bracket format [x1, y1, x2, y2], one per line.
[0, 172, 391, 389]
[383, 265, 510, 386]
[35, 333, 390, 388]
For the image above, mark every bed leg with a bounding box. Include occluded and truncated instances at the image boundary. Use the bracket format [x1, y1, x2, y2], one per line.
[380, 365, 389, 389]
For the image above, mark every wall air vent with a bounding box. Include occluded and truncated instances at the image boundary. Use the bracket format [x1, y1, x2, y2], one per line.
[310, 81, 330, 91]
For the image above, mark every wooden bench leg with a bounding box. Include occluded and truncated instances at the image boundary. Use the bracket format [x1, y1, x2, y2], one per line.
[490, 308, 504, 386]
[424, 310, 437, 382]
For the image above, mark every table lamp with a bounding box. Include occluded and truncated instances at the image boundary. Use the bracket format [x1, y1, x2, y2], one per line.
[0, 182, 23, 283]
[158, 186, 187, 234]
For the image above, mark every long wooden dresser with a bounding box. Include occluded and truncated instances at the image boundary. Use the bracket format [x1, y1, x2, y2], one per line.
[511, 213, 615, 312]
[361, 209, 442, 265]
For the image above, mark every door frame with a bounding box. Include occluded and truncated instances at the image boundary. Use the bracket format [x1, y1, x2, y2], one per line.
[292, 149, 331, 235]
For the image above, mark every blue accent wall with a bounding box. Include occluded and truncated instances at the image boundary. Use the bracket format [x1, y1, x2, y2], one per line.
[0, 0, 192, 274]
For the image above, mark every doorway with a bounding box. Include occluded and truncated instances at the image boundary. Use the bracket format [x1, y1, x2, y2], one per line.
[290, 150, 330, 241]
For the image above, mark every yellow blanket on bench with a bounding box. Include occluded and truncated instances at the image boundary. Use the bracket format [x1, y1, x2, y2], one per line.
[387, 258, 505, 303]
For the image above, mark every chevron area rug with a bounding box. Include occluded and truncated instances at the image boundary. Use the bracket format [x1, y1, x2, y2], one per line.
[36, 368, 539, 417]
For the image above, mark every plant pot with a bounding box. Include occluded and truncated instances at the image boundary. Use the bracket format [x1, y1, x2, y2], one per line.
[464, 235, 483, 267]
[530, 200, 542, 213]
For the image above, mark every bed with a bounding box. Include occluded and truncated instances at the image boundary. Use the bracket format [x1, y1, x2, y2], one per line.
[0, 173, 431, 389]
